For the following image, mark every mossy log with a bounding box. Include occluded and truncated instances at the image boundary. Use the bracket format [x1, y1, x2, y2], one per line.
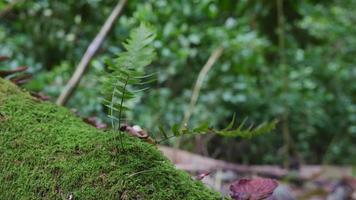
[0, 78, 223, 199]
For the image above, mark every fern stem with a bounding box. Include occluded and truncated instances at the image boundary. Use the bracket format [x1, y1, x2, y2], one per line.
[157, 135, 177, 144]
[117, 75, 129, 152]
[109, 82, 118, 130]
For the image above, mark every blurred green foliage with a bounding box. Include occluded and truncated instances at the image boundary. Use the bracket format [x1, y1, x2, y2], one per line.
[0, 0, 355, 165]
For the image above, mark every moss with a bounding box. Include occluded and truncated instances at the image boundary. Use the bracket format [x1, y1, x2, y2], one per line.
[0, 78, 224, 200]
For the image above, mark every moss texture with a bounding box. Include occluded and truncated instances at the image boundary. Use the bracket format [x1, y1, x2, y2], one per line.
[0, 78, 223, 200]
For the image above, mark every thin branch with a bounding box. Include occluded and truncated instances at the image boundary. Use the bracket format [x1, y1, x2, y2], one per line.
[182, 47, 224, 127]
[174, 47, 223, 152]
[56, 0, 127, 105]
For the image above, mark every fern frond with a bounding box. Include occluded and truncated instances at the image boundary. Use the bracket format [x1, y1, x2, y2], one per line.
[215, 119, 278, 138]
[157, 117, 277, 143]
[103, 23, 156, 150]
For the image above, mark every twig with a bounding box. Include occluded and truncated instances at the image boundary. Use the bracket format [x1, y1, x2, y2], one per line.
[159, 146, 354, 181]
[182, 47, 224, 127]
[56, 0, 127, 105]
[174, 47, 223, 152]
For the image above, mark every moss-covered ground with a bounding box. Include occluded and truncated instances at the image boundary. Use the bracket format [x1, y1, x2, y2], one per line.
[0, 78, 223, 199]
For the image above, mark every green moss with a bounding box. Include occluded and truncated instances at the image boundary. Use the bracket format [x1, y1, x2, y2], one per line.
[0, 78, 223, 199]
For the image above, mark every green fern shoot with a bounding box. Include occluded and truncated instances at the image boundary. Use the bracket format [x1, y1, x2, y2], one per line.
[103, 24, 156, 150]
[157, 115, 277, 143]
[102, 24, 276, 147]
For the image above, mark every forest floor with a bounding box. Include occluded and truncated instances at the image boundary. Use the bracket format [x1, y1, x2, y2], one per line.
[1, 74, 354, 199]
[160, 146, 356, 200]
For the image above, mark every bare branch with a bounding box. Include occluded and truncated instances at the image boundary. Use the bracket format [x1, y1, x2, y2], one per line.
[182, 47, 224, 127]
[56, 0, 127, 105]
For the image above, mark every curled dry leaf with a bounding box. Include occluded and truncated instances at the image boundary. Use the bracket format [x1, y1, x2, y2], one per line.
[9, 73, 32, 85]
[0, 56, 31, 85]
[120, 124, 156, 144]
[120, 124, 149, 139]
[30, 92, 50, 101]
[195, 170, 212, 181]
[0, 66, 28, 77]
[230, 178, 278, 200]
[83, 116, 108, 129]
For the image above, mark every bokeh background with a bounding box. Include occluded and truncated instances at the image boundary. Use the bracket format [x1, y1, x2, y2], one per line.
[1, 0, 355, 166]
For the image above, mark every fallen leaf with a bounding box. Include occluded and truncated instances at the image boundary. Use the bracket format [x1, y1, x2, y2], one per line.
[0, 66, 28, 77]
[9, 73, 32, 85]
[230, 177, 278, 200]
[30, 92, 50, 101]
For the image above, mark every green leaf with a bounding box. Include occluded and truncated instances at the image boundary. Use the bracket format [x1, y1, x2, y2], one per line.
[193, 122, 210, 132]
[216, 120, 278, 138]
[158, 125, 168, 139]
[171, 124, 181, 136]
[222, 113, 236, 131]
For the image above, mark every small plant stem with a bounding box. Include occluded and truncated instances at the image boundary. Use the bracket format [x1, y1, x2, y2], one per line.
[110, 82, 118, 130]
[117, 76, 129, 152]
[175, 47, 223, 150]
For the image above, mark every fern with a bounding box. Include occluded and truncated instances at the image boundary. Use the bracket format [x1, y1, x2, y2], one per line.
[214, 117, 278, 138]
[103, 24, 156, 150]
[102, 24, 276, 147]
[157, 116, 278, 143]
